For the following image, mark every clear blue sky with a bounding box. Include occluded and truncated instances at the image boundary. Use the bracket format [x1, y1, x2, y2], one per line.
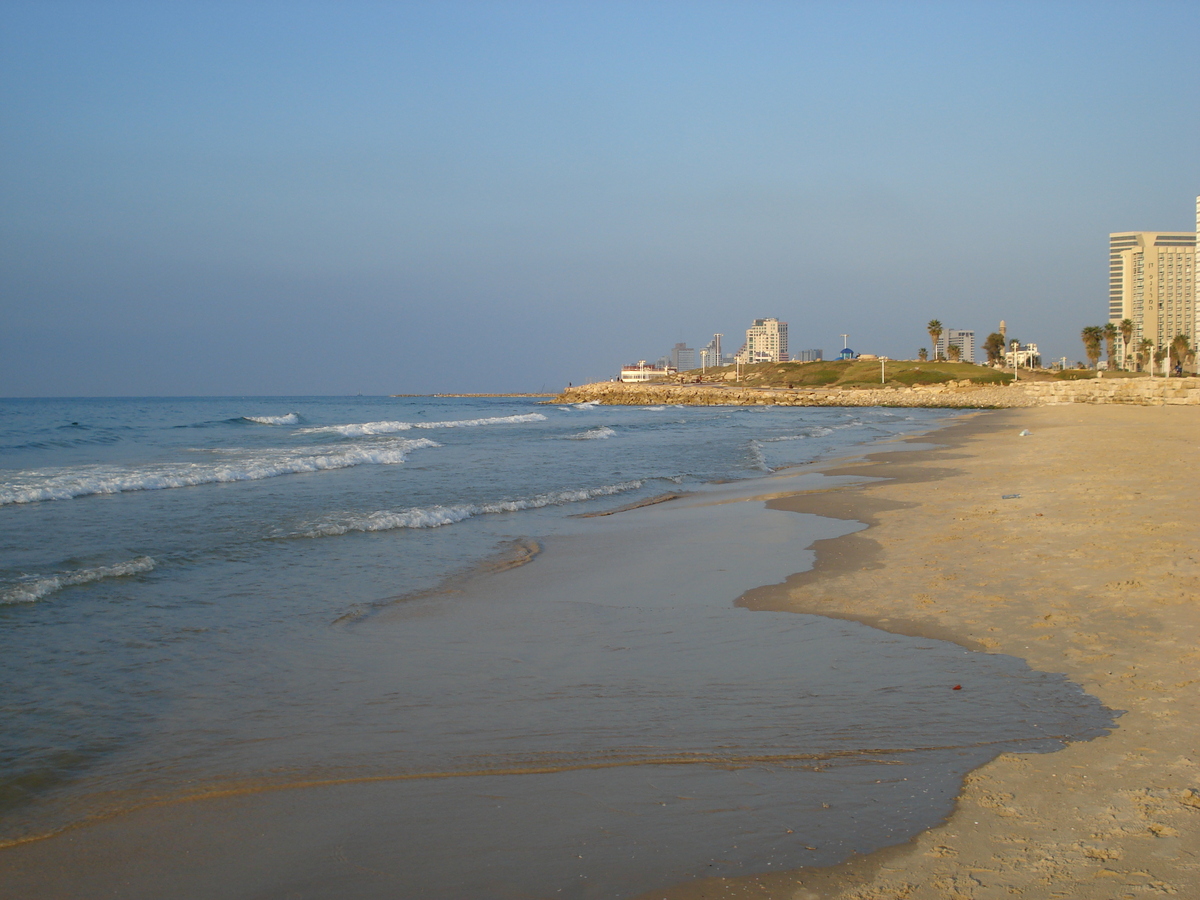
[3, 1, 1198, 395]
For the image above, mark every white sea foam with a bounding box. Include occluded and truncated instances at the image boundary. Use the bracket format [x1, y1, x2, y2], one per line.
[0, 439, 440, 505]
[640, 406, 666, 411]
[299, 481, 644, 537]
[747, 440, 773, 472]
[244, 413, 300, 425]
[299, 413, 547, 437]
[567, 426, 616, 440]
[573, 401, 601, 410]
[762, 426, 835, 442]
[2, 557, 157, 604]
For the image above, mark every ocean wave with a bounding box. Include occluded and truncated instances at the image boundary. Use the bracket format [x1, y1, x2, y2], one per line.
[747, 440, 773, 472]
[639, 406, 666, 411]
[761, 426, 835, 442]
[0, 439, 440, 505]
[299, 413, 547, 437]
[566, 426, 616, 440]
[298, 481, 644, 537]
[2, 557, 156, 604]
[243, 413, 300, 426]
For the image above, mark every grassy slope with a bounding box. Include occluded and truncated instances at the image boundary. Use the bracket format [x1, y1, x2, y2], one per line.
[682, 358, 1015, 388]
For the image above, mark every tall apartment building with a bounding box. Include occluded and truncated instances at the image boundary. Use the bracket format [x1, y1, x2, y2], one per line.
[699, 334, 723, 369]
[736, 318, 788, 363]
[936, 329, 975, 364]
[1109, 228, 1196, 367]
[670, 342, 697, 371]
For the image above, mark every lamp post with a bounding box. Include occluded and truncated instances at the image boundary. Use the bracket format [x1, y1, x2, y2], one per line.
[1011, 341, 1019, 381]
[880, 356, 887, 384]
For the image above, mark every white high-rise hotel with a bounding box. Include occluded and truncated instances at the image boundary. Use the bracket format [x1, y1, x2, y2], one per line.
[1108, 195, 1197, 368]
[736, 318, 788, 363]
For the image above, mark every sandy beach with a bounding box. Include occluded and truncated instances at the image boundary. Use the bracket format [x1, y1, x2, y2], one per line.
[645, 404, 1200, 899]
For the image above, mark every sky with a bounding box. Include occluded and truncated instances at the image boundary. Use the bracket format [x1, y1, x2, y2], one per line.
[2, 1, 1199, 396]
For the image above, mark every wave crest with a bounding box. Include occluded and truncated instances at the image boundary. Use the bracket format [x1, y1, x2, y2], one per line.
[2, 557, 156, 604]
[298, 481, 644, 537]
[0, 439, 440, 505]
[566, 426, 616, 440]
[243, 413, 300, 426]
[299, 413, 547, 437]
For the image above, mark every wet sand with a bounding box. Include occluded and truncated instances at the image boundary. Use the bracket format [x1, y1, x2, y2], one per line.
[644, 405, 1200, 899]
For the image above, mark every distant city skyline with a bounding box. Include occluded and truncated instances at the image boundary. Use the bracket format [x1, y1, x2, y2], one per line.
[2, 2, 1199, 395]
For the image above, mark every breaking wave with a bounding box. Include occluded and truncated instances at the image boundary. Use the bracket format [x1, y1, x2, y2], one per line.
[0, 439, 440, 505]
[747, 440, 773, 472]
[566, 426, 616, 440]
[244, 413, 300, 426]
[299, 413, 547, 438]
[761, 426, 835, 442]
[2, 557, 157, 604]
[298, 481, 644, 537]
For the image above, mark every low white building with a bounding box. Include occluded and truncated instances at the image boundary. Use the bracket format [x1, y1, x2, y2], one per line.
[619, 361, 675, 383]
[1004, 342, 1041, 369]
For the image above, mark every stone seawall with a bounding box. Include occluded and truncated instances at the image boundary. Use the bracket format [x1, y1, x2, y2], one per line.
[552, 377, 1200, 408]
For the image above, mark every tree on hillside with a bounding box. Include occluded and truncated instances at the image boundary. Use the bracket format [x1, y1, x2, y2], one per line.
[946, 343, 961, 361]
[1103, 322, 1118, 370]
[983, 332, 1005, 364]
[1081, 325, 1104, 369]
[927, 320, 943, 360]
[917, 347, 928, 361]
[1119, 319, 1134, 370]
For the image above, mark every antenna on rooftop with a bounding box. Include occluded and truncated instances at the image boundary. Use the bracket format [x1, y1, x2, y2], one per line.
[841, 334, 849, 349]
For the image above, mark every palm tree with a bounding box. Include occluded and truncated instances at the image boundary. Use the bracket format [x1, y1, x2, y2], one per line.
[1154, 345, 1168, 375]
[1135, 338, 1153, 373]
[917, 348, 928, 362]
[1119, 319, 1134, 370]
[1081, 326, 1104, 369]
[1103, 322, 1118, 370]
[947, 343, 961, 362]
[927, 320, 943, 360]
[1171, 334, 1190, 377]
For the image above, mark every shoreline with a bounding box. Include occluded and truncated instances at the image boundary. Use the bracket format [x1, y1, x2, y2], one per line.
[0, 409, 1098, 900]
[642, 404, 1200, 899]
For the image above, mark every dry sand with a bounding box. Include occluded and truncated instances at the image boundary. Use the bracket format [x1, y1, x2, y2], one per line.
[643, 404, 1200, 899]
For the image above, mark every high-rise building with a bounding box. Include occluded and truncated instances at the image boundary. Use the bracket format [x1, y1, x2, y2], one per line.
[670, 342, 697, 371]
[699, 334, 723, 369]
[936, 329, 975, 363]
[736, 318, 788, 363]
[1109, 229, 1196, 368]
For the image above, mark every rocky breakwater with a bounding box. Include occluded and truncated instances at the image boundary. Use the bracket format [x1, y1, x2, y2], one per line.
[552, 381, 1038, 408]
[1015, 375, 1200, 405]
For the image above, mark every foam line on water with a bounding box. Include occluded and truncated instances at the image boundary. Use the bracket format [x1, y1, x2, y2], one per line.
[0, 439, 440, 505]
[2, 557, 156, 604]
[299, 413, 547, 437]
[566, 426, 616, 440]
[243, 413, 300, 425]
[298, 481, 644, 537]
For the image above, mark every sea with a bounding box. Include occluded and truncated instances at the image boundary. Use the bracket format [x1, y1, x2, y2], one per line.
[0, 396, 1115, 899]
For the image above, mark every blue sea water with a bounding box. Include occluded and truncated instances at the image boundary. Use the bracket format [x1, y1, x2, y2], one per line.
[0, 396, 1114, 897]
